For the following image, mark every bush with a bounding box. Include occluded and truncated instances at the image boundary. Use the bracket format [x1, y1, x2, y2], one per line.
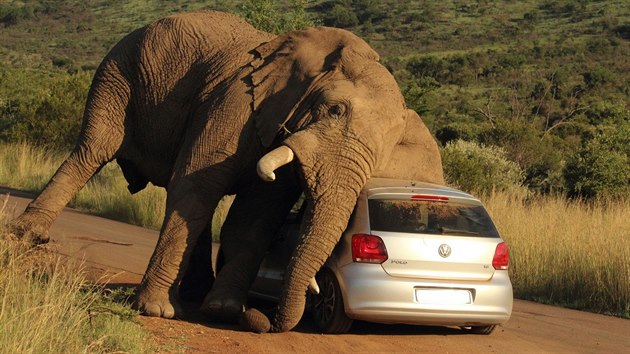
[441, 140, 524, 195]
[583, 66, 615, 89]
[583, 100, 629, 126]
[406, 55, 447, 82]
[326, 3, 359, 27]
[0, 70, 91, 148]
[435, 122, 483, 146]
[564, 123, 630, 199]
[479, 120, 565, 193]
[238, 0, 316, 34]
[401, 76, 440, 116]
[0, 3, 37, 26]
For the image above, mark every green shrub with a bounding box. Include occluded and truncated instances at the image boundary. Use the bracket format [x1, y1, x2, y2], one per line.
[583, 100, 629, 126]
[0, 2, 37, 26]
[401, 76, 440, 116]
[0, 70, 91, 148]
[352, 0, 379, 24]
[583, 66, 615, 89]
[441, 140, 524, 195]
[479, 120, 566, 193]
[435, 122, 483, 145]
[564, 123, 630, 199]
[238, 0, 316, 34]
[406, 55, 448, 82]
[326, 3, 359, 27]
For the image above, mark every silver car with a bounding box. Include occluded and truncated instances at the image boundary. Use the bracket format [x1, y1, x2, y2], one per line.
[250, 178, 513, 334]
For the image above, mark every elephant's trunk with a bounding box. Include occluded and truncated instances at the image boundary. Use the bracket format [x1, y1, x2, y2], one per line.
[270, 188, 361, 332]
[257, 145, 294, 182]
[244, 132, 374, 333]
[271, 140, 372, 332]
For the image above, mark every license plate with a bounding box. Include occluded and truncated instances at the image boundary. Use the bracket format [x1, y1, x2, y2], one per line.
[415, 288, 472, 305]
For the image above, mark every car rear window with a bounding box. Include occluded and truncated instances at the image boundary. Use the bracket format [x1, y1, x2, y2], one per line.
[367, 199, 500, 237]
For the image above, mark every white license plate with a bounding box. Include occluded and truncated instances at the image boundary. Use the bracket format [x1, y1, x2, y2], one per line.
[415, 288, 472, 305]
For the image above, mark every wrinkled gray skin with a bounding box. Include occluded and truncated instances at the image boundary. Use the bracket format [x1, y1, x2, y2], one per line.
[10, 11, 443, 332]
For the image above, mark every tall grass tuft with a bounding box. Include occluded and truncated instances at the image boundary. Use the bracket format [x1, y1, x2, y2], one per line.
[0, 142, 166, 229]
[71, 162, 167, 229]
[484, 191, 630, 318]
[0, 197, 151, 353]
[0, 141, 66, 192]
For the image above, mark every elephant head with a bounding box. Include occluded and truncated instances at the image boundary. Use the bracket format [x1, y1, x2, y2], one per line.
[247, 27, 443, 332]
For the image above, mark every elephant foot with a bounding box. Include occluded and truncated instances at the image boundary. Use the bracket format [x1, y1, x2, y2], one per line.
[8, 211, 53, 245]
[201, 292, 246, 323]
[135, 286, 182, 319]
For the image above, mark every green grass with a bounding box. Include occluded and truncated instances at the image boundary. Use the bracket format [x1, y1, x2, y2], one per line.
[0, 202, 152, 353]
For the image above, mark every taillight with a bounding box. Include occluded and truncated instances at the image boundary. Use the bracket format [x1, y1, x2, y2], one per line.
[352, 234, 388, 264]
[411, 195, 449, 202]
[492, 242, 509, 270]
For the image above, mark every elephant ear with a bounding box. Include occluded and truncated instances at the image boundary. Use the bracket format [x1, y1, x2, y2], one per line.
[373, 109, 445, 184]
[250, 27, 379, 147]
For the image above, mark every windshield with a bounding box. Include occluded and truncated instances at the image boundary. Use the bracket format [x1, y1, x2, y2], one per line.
[368, 199, 500, 237]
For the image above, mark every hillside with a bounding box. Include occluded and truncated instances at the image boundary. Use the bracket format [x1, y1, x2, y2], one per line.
[1, 0, 629, 197]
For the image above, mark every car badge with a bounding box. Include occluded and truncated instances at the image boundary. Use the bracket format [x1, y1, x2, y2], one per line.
[438, 244, 451, 258]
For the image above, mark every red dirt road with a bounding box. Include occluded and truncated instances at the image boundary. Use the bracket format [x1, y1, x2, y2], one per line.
[3, 189, 629, 353]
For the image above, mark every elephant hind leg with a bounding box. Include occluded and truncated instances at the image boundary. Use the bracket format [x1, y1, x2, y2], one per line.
[178, 221, 215, 302]
[10, 72, 130, 244]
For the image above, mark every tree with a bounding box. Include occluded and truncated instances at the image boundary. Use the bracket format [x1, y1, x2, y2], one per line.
[564, 122, 630, 199]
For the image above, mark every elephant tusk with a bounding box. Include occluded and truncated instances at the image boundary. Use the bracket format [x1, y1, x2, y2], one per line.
[257, 145, 294, 182]
[308, 277, 320, 295]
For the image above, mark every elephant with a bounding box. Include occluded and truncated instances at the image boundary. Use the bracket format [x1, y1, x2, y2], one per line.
[9, 11, 444, 332]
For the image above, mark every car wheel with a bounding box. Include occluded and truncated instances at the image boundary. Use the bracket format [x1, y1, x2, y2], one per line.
[461, 325, 496, 335]
[311, 268, 354, 334]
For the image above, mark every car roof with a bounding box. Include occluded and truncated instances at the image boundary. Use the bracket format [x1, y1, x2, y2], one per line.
[364, 178, 480, 203]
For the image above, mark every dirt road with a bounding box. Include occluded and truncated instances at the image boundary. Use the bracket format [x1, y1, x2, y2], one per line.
[3, 189, 629, 353]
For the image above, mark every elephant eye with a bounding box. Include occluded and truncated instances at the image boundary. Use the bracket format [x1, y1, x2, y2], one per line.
[328, 104, 344, 118]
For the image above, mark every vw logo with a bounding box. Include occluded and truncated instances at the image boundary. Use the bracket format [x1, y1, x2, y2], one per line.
[438, 244, 451, 258]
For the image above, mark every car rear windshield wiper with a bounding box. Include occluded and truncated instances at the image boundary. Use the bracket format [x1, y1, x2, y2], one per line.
[438, 227, 480, 236]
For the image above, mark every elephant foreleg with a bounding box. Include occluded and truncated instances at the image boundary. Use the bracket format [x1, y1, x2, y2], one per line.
[136, 177, 223, 318]
[10, 77, 128, 244]
[201, 166, 301, 322]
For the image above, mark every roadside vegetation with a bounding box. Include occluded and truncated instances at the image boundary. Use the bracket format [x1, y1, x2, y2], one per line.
[0, 200, 151, 353]
[1, 142, 627, 318]
[485, 190, 630, 318]
[0, 0, 627, 329]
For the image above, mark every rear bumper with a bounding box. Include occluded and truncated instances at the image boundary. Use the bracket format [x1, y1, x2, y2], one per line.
[335, 263, 513, 326]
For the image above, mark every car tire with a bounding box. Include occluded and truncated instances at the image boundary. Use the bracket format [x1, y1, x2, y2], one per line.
[461, 325, 496, 335]
[311, 268, 354, 334]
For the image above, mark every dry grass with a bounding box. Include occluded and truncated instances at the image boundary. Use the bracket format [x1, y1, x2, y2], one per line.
[0, 197, 151, 353]
[0, 142, 233, 239]
[0, 142, 167, 229]
[1, 142, 627, 317]
[484, 190, 630, 317]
